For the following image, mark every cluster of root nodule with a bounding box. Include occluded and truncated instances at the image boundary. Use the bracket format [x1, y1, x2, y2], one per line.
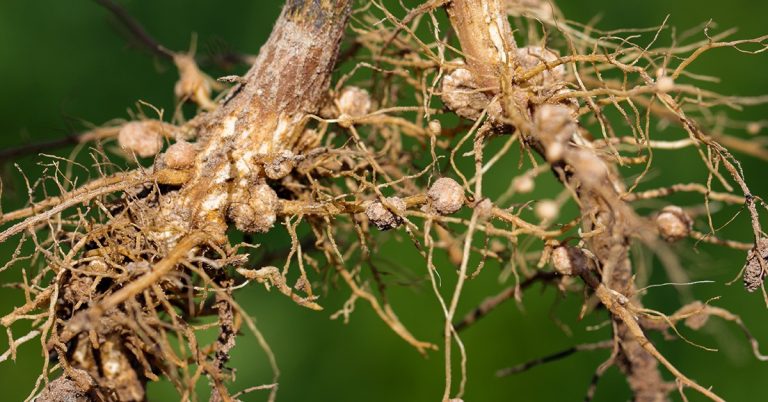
[19, 181, 246, 402]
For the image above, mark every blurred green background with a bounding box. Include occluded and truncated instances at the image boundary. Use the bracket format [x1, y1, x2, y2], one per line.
[1, 0, 767, 401]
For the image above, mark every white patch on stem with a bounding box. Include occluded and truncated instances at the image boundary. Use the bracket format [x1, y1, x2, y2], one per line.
[488, 20, 507, 64]
[221, 116, 237, 138]
[201, 192, 228, 212]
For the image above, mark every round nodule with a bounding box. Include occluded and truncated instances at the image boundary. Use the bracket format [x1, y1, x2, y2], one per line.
[551, 246, 586, 276]
[655, 206, 692, 242]
[118, 121, 165, 158]
[427, 177, 465, 215]
[535, 199, 559, 221]
[513, 175, 535, 194]
[264, 150, 297, 180]
[338, 86, 372, 118]
[164, 140, 197, 169]
[366, 196, 406, 231]
[228, 184, 279, 233]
